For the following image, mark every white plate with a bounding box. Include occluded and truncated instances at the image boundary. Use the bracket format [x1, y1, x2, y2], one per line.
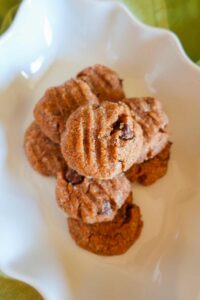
[0, 0, 200, 299]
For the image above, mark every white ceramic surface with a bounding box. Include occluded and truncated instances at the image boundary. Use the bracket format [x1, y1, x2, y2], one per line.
[0, 0, 200, 299]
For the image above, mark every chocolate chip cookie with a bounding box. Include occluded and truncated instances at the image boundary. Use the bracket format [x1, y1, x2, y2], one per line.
[56, 168, 131, 223]
[126, 142, 172, 185]
[123, 97, 169, 162]
[24, 121, 66, 176]
[77, 64, 125, 102]
[34, 78, 99, 143]
[61, 101, 143, 179]
[68, 194, 143, 256]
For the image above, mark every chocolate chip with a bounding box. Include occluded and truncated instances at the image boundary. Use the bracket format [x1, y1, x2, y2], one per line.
[111, 119, 135, 141]
[138, 174, 147, 184]
[159, 128, 165, 133]
[111, 120, 125, 134]
[147, 149, 152, 158]
[65, 168, 84, 185]
[120, 124, 135, 140]
[101, 200, 112, 215]
[119, 78, 123, 86]
[137, 165, 143, 175]
[112, 120, 122, 131]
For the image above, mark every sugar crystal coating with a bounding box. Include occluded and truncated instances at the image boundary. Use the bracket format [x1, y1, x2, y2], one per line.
[61, 101, 143, 179]
[34, 78, 99, 143]
[24, 122, 66, 176]
[56, 169, 131, 224]
[123, 97, 169, 163]
[77, 64, 125, 102]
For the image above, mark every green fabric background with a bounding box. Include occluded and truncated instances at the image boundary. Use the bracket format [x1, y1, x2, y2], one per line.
[0, 0, 199, 299]
[122, 0, 200, 63]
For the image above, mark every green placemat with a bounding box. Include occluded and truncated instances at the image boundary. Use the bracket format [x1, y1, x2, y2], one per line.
[0, 275, 43, 300]
[0, 0, 199, 62]
[0, 0, 21, 34]
[0, 0, 199, 299]
[122, 0, 200, 63]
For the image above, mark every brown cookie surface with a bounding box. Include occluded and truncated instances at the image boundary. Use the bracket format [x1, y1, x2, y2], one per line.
[56, 169, 131, 224]
[123, 97, 169, 162]
[24, 121, 66, 176]
[77, 64, 125, 102]
[34, 78, 99, 143]
[126, 142, 172, 185]
[61, 101, 143, 179]
[68, 194, 143, 256]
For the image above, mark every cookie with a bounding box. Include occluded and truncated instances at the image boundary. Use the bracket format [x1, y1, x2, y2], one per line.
[56, 168, 131, 224]
[126, 142, 172, 185]
[24, 122, 66, 176]
[77, 64, 125, 102]
[34, 78, 99, 143]
[61, 101, 143, 179]
[123, 97, 169, 162]
[68, 194, 143, 256]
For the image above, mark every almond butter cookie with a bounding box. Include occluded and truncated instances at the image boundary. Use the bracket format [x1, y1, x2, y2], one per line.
[61, 101, 143, 179]
[123, 97, 169, 163]
[77, 64, 125, 102]
[68, 194, 143, 256]
[24, 122, 66, 176]
[126, 142, 172, 185]
[34, 78, 99, 143]
[56, 168, 131, 223]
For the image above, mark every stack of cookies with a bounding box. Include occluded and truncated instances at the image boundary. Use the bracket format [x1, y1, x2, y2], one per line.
[24, 65, 171, 256]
